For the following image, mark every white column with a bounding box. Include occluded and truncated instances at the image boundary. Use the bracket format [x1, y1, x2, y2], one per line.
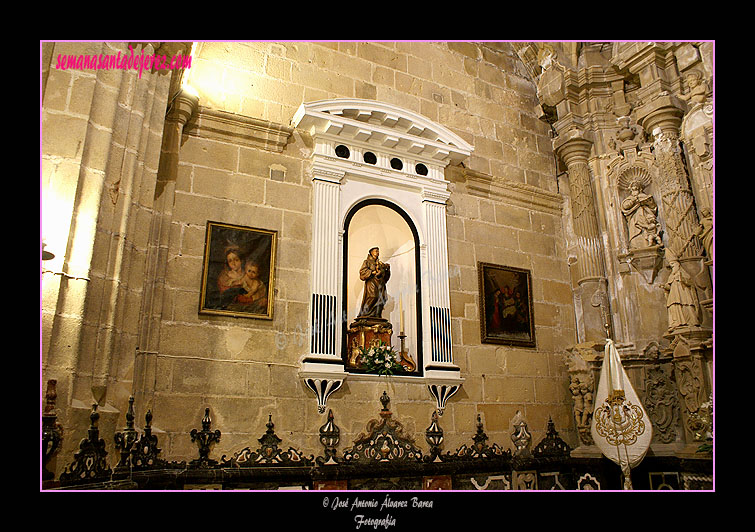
[299, 167, 346, 414]
[309, 171, 342, 359]
[423, 198, 453, 365]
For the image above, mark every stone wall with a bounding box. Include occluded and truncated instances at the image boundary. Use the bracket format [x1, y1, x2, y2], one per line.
[49, 41, 725, 476]
[41, 42, 185, 471]
[136, 41, 576, 462]
[187, 42, 557, 190]
[444, 166, 574, 451]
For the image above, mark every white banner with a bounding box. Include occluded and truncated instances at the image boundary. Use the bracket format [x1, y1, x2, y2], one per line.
[590, 339, 653, 488]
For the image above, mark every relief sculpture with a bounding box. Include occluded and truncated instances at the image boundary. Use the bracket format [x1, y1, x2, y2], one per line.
[621, 179, 662, 249]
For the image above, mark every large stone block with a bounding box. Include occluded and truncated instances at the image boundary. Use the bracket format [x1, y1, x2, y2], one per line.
[179, 136, 239, 172]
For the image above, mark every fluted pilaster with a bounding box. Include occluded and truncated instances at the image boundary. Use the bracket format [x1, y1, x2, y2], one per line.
[557, 137, 606, 284]
[309, 174, 342, 359]
[423, 198, 452, 365]
[556, 134, 612, 342]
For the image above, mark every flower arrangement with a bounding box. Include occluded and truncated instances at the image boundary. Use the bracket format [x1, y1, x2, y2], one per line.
[359, 341, 404, 376]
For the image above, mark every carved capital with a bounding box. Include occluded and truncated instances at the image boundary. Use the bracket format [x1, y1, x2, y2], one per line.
[168, 86, 199, 128]
[635, 94, 685, 138]
[554, 133, 592, 167]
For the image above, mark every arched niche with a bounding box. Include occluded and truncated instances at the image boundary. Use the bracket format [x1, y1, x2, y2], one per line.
[343, 199, 423, 374]
[294, 98, 473, 415]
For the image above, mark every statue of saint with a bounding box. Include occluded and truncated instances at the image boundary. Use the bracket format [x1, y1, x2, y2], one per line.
[662, 255, 702, 331]
[621, 181, 662, 249]
[357, 247, 391, 319]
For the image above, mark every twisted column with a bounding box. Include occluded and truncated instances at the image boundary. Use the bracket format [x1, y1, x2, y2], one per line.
[637, 96, 711, 333]
[638, 98, 703, 261]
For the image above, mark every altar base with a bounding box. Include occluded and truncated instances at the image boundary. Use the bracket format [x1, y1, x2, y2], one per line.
[346, 317, 393, 370]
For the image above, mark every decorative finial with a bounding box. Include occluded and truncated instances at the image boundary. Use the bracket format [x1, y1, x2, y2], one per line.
[380, 391, 390, 411]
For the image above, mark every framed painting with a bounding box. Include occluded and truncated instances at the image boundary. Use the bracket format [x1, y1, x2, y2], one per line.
[199, 221, 277, 319]
[478, 262, 535, 347]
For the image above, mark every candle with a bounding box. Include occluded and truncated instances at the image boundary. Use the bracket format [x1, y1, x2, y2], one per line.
[399, 296, 404, 333]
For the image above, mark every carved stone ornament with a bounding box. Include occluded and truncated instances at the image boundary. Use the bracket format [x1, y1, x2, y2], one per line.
[619, 172, 663, 250]
[680, 70, 711, 107]
[564, 342, 601, 446]
[569, 373, 595, 445]
[606, 138, 666, 282]
[643, 344, 680, 444]
[672, 340, 709, 441]
[608, 116, 647, 155]
[619, 245, 664, 284]
[695, 207, 713, 262]
[663, 252, 702, 333]
[687, 393, 713, 443]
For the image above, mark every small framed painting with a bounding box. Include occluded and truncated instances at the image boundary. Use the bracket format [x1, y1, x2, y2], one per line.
[478, 262, 535, 347]
[199, 221, 277, 319]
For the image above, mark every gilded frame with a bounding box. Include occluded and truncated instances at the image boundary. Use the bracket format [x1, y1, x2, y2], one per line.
[478, 262, 535, 347]
[199, 221, 277, 320]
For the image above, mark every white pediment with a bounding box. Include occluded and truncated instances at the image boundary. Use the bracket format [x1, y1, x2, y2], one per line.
[292, 98, 473, 165]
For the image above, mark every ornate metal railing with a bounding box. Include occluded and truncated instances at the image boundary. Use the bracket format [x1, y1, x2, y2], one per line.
[41, 383, 711, 491]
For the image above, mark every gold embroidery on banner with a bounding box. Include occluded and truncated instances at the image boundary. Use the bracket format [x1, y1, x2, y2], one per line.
[594, 391, 646, 447]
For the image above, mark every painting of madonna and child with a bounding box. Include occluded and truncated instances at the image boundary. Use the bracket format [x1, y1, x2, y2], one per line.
[199, 221, 277, 319]
[478, 262, 536, 347]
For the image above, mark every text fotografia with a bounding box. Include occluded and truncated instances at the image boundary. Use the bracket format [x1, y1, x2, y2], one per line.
[55, 45, 191, 79]
[324, 494, 433, 529]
